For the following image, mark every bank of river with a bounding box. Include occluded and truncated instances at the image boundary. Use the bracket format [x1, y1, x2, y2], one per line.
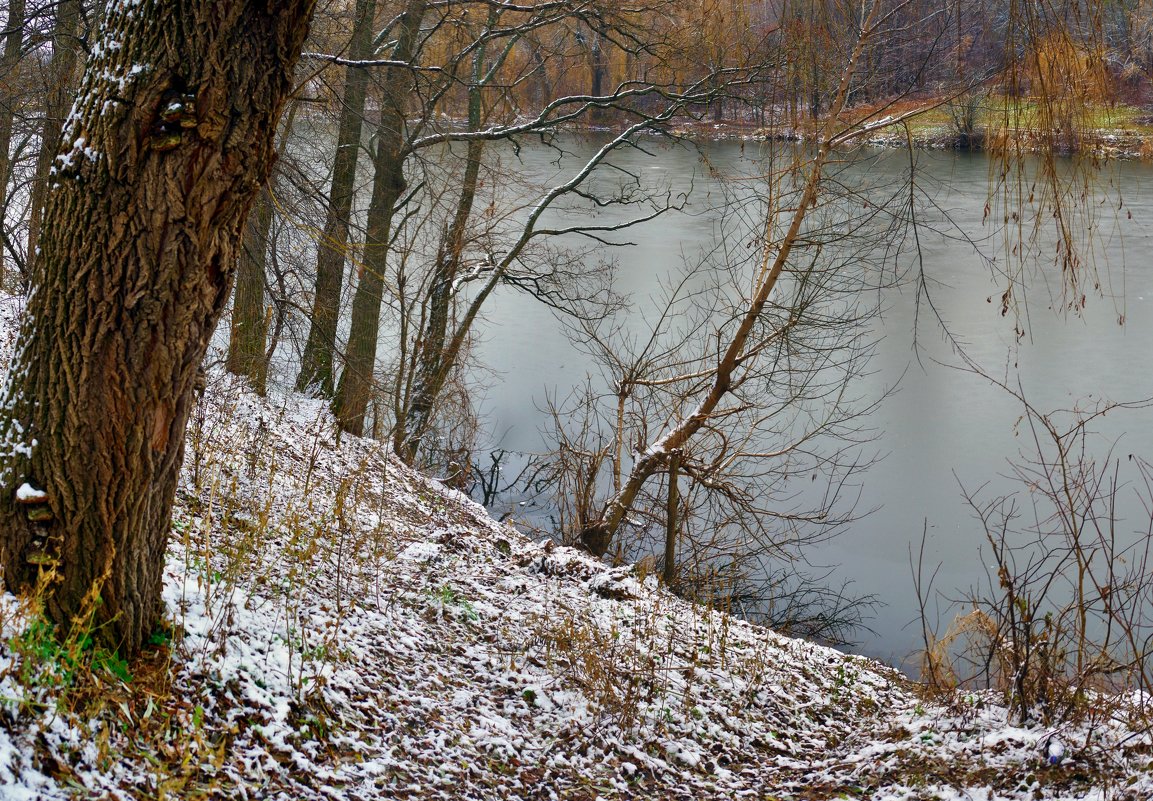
[662, 98, 1153, 161]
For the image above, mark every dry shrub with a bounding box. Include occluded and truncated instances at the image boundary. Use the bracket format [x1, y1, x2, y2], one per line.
[919, 607, 998, 693]
[1028, 33, 1112, 105]
[537, 593, 686, 730]
[915, 391, 1153, 728]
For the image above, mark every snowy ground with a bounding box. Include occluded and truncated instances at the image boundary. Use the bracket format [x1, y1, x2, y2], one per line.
[0, 318, 1150, 798]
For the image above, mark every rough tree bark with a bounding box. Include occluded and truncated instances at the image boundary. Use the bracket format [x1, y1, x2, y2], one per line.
[0, 0, 28, 282]
[0, 0, 315, 655]
[333, 0, 427, 436]
[296, 0, 377, 397]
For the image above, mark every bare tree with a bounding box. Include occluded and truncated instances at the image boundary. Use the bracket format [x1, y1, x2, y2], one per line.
[23, 0, 82, 270]
[226, 96, 307, 393]
[296, 0, 378, 397]
[333, 0, 428, 435]
[316, 1, 767, 449]
[916, 380, 1153, 725]
[578, 0, 909, 556]
[0, 0, 28, 283]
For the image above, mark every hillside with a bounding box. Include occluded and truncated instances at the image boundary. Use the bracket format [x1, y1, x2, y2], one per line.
[0, 319, 1150, 798]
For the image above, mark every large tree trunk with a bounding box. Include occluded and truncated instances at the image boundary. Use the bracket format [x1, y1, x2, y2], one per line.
[0, 0, 28, 284]
[333, 0, 427, 436]
[227, 186, 273, 395]
[0, 0, 315, 655]
[296, 0, 377, 397]
[24, 0, 82, 273]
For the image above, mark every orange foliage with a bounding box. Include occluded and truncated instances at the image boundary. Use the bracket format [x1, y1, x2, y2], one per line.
[1026, 32, 1112, 104]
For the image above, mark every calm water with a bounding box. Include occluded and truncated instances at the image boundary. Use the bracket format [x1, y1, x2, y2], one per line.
[465, 137, 1153, 668]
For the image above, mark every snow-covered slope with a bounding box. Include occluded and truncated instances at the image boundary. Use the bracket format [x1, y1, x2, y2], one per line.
[0, 335, 1150, 799]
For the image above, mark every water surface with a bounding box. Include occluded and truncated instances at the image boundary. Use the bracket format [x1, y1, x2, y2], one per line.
[470, 137, 1153, 667]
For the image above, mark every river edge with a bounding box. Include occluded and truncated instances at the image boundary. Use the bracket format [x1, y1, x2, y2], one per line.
[664, 114, 1153, 161]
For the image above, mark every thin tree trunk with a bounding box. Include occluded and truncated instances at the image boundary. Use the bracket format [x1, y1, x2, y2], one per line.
[0, 0, 315, 655]
[333, 0, 426, 436]
[227, 186, 273, 394]
[398, 12, 491, 462]
[663, 450, 679, 586]
[530, 41, 550, 112]
[226, 96, 300, 394]
[395, 142, 482, 456]
[0, 0, 28, 284]
[24, 0, 81, 272]
[590, 31, 607, 124]
[296, 0, 376, 396]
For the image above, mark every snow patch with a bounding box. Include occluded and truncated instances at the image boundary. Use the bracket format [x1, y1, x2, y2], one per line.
[14, 482, 45, 502]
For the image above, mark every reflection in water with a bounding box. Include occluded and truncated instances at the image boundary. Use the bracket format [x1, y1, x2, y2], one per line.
[469, 137, 1153, 668]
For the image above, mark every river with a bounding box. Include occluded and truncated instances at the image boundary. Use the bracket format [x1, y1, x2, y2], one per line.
[460, 135, 1153, 669]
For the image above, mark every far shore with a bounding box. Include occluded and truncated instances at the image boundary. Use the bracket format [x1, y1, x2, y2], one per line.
[652, 99, 1153, 161]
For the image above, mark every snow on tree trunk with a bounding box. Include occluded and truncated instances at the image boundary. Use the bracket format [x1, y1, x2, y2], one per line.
[0, 0, 315, 655]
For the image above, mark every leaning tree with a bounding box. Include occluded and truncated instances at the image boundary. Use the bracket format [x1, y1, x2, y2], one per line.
[0, 0, 316, 655]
